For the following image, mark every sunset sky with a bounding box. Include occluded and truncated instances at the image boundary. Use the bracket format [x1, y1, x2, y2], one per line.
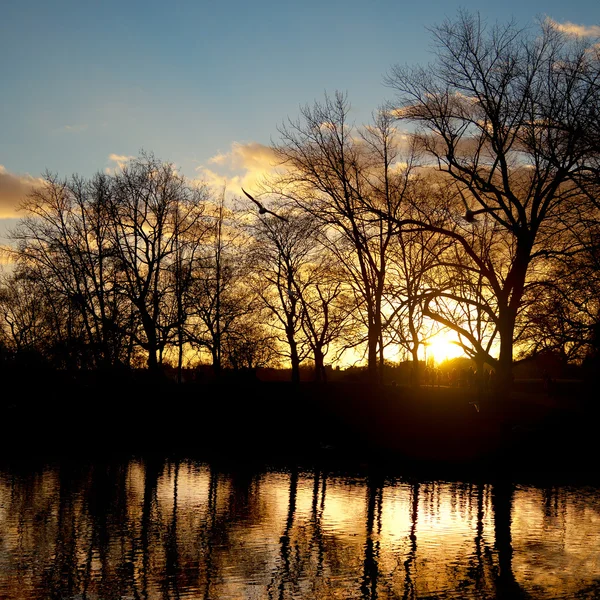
[1, 0, 598, 231]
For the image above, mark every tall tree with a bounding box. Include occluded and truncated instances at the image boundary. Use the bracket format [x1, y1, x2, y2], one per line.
[186, 191, 253, 377]
[520, 220, 600, 363]
[385, 12, 600, 389]
[299, 256, 352, 382]
[248, 210, 316, 384]
[106, 153, 210, 373]
[271, 95, 416, 384]
[9, 172, 132, 369]
[382, 178, 453, 385]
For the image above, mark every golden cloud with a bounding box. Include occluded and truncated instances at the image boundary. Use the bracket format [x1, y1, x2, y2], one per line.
[197, 142, 281, 195]
[207, 142, 279, 171]
[546, 18, 600, 38]
[105, 153, 136, 173]
[0, 166, 44, 219]
[207, 152, 228, 166]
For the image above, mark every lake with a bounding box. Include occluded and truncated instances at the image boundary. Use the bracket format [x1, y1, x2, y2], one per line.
[1, 456, 599, 599]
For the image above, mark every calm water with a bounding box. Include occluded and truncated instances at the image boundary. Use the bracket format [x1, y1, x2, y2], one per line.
[1, 457, 599, 599]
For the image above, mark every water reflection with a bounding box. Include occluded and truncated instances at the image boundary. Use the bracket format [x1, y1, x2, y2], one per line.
[1, 458, 599, 599]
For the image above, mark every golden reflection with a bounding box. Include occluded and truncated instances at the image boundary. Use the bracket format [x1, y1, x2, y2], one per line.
[512, 486, 600, 596]
[1, 460, 600, 599]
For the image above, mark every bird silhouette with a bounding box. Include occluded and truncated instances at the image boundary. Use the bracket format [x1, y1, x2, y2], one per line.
[464, 207, 498, 223]
[242, 188, 288, 222]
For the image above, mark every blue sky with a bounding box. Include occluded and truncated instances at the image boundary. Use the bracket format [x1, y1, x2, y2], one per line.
[0, 0, 598, 228]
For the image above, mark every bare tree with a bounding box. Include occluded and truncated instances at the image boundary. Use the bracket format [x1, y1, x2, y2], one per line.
[107, 152, 210, 374]
[0, 270, 53, 358]
[248, 210, 316, 383]
[520, 221, 600, 363]
[223, 321, 278, 372]
[382, 178, 454, 385]
[185, 191, 254, 377]
[299, 255, 353, 382]
[9, 172, 133, 369]
[271, 95, 416, 384]
[385, 12, 600, 389]
[418, 196, 506, 379]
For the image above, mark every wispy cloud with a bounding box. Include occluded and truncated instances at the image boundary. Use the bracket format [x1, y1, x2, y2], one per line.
[63, 123, 89, 133]
[105, 153, 135, 173]
[0, 166, 43, 219]
[546, 18, 600, 38]
[208, 152, 229, 166]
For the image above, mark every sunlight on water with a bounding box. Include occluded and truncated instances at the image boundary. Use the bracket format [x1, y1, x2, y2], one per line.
[1, 458, 599, 599]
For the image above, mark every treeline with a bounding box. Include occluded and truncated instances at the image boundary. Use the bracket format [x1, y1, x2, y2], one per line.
[1, 13, 599, 390]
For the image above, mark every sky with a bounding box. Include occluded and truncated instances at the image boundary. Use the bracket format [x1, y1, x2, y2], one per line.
[1, 0, 598, 233]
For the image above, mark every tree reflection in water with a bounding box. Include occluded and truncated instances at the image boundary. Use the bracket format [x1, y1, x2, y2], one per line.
[361, 472, 383, 599]
[163, 459, 180, 600]
[1, 457, 599, 599]
[201, 464, 218, 600]
[492, 481, 530, 599]
[402, 482, 419, 600]
[266, 467, 298, 599]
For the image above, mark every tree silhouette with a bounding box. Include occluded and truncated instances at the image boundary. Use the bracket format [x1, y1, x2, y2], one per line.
[271, 95, 416, 384]
[385, 12, 600, 389]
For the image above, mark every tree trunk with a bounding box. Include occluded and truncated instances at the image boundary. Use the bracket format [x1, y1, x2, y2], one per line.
[497, 311, 516, 396]
[367, 325, 379, 385]
[491, 482, 527, 598]
[211, 347, 221, 380]
[497, 246, 530, 396]
[146, 345, 158, 373]
[475, 356, 485, 396]
[177, 329, 183, 384]
[410, 346, 420, 387]
[289, 336, 300, 384]
[141, 311, 160, 377]
[314, 347, 325, 382]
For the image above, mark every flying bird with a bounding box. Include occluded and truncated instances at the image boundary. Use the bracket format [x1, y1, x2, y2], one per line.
[242, 188, 288, 222]
[464, 207, 498, 223]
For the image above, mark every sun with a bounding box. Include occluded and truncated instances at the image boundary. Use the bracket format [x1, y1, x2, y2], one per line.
[425, 332, 465, 365]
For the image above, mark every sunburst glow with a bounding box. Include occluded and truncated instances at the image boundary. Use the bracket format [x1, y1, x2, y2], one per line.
[426, 332, 465, 364]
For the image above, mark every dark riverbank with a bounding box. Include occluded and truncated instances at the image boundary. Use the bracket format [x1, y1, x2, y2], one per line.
[1, 376, 597, 482]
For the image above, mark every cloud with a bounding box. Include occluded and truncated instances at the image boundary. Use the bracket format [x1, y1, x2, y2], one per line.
[63, 124, 88, 133]
[206, 142, 279, 172]
[546, 18, 600, 38]
[0, 166, 43, 219]
[197, 142, 281, 194]
[108, 153, 135, 166]
[207, 152, 228, 166]
[105, 153, 135, 173]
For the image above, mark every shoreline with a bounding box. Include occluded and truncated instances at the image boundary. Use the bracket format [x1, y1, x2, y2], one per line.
[2, 379, 596, 484]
